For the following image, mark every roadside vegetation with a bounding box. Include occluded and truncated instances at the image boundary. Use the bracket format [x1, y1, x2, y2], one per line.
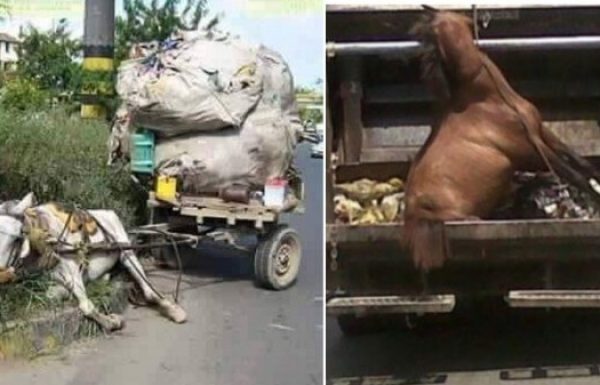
[0, 1, 214, 327]
[0, 108, 144, 226]
[0, 0, 214, 221]
[0, 272, 117, 324]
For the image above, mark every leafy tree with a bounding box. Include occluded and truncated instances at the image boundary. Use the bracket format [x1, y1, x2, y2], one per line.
[115, 0, 212, 62]
[0, 0, 9, 22]
[16, 20, 82, 94]
[1, 77, 48, 110]
[296, 79, 324, 124]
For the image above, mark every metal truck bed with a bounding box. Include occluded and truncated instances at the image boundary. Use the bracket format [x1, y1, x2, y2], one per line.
[327, 219, 600, 314]
[326, 5, 600, 320]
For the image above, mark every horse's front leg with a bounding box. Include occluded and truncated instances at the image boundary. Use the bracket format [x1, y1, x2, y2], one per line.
[119, 250, 187, 323]
[51, 257, 124, 331]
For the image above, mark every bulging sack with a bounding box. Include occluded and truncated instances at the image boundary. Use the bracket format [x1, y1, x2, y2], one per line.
[110, 28, 303, 193]
[155, 106, 298, 193]
[117, 34, 264, 135]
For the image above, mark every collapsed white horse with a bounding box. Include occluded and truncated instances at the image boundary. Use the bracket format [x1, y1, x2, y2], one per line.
[0, 193, 186, 331]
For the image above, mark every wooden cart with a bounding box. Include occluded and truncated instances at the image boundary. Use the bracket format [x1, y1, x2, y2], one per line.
[147, 177, 305, 290]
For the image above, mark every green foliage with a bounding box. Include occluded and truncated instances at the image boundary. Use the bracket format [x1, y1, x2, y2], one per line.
[298, 106, 323, 125]
[115, 0, 210, 62]
[296, 79, 324, 125]
[0, 0, 9, 22]
[0, 273, 59, 323]
[1, 77, 48, 110]
[17, 20, 82, 96]
[0, 108, 146, 226]
[0, 272, 116, 323]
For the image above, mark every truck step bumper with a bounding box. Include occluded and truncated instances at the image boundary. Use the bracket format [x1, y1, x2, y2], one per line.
[326, 295, 456, 315]
[507, 290, 600, 308]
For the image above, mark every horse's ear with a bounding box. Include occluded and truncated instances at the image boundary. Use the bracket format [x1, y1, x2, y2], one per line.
[9, 192, 35, 217]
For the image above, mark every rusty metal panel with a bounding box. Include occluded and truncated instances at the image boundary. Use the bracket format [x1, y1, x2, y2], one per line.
[358, 120, 600, 163]
[362, 125, 429, 148]
[327, 6, 600, 42]
[327, 219, 600, 243]
[339, 57, 364, 163]
[326, 87, 335, 223]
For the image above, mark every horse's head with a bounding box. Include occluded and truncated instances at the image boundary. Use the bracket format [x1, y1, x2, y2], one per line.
[0, 192, 35, 270]
[411, 7, 482, 100]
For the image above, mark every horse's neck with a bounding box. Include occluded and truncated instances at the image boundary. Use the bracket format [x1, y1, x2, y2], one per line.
[466, 54, 520, 102]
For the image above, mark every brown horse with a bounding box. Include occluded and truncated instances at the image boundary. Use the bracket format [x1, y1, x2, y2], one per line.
[403, 8, 600, 271]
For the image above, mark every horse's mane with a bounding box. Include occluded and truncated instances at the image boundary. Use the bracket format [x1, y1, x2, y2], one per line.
[410, 13, 452, 102]
[411, 11, 478, 103]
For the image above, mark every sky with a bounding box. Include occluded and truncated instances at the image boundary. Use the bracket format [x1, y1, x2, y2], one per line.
[0, 0, 324, 88]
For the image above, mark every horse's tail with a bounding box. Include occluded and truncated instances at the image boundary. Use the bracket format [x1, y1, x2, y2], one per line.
[402, 217, 449, 272]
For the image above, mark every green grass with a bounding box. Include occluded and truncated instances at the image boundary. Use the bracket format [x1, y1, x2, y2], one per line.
[0, 273, 118, 325]
[0, 274, 124, 359]
[0, 273, 58, 324]
[0, 107, 146, 226]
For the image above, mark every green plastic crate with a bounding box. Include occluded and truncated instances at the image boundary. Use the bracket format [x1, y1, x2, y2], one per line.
[131, 129, 155, 174]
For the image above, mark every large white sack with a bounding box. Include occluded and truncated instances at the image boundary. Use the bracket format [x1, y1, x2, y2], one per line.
[155, 106, 298, 193]
[117, 35, 263, 135]
[110, 28, 304, 192]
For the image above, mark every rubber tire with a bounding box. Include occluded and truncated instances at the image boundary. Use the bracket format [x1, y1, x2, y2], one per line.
[254, 225, 302, 290]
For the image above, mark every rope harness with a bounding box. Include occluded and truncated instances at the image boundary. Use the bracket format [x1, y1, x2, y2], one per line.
[4, 206, 185, 303]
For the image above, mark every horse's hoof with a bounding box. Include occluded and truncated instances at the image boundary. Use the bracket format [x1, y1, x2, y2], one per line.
[104, 313, 126, 331]
[162, 302, 187, 323]
[0, 267, 16, 284]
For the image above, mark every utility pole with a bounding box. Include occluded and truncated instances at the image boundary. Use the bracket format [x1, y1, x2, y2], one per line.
[81, 0, 115, 119]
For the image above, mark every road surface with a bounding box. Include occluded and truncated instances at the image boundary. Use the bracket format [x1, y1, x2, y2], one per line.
[1, 143, 323, 385]
[327, 306, 600, 384]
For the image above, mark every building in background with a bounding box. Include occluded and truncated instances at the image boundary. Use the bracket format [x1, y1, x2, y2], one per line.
[0, 33, 19, 71]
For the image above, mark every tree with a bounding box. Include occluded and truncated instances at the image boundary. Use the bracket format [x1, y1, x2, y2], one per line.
[0, 0, 9, 22]
[115, 0, 212, 62]
[16, 20, 82, 94]
[296, 79, 324, 124]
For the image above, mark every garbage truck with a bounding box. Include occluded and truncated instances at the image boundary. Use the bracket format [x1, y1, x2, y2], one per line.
[325, 4, 600, 334]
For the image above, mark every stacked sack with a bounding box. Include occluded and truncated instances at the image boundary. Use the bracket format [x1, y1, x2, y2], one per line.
[333, 178, 405, 225]
[109, 28, 303, 195]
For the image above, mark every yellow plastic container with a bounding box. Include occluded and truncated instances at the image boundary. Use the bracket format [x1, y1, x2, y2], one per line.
[155, 176, 177, 201]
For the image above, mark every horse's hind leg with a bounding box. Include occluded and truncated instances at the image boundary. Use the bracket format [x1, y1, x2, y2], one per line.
[119, 250, 187, 323]
[52, 258, 124, 331]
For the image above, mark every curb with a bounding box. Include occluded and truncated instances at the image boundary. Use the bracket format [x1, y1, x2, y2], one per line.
[0, 281, 129, 360]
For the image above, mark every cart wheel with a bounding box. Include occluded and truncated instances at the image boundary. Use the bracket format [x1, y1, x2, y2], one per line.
[254, 225, 302, 290]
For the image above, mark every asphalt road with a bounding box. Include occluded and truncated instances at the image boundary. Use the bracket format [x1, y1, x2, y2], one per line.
[0, 143, 323, 385]
[327, 304, 600, 385]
